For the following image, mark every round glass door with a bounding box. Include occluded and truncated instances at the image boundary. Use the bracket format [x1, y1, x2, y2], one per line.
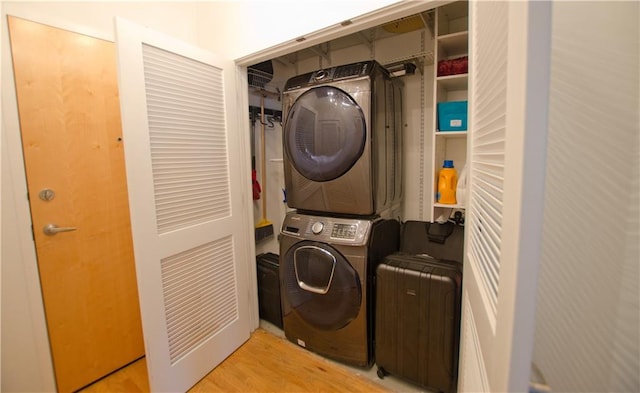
[284, 86, 366, 182]
[282, 241, 361, 330]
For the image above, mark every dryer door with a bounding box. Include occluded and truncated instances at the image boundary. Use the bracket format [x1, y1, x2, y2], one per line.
[282, 240, 361, 330]
[284, 86, 366, 182]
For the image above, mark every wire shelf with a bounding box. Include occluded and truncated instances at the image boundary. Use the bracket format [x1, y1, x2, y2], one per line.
[248, 68, 273, 89]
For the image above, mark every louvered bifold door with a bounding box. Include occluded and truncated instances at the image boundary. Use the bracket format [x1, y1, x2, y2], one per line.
[459, 2, 552, 392]
[115, 18, 251, 393]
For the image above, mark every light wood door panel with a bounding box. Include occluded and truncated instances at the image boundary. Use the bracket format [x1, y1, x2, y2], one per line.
[8, 16, 144, 393]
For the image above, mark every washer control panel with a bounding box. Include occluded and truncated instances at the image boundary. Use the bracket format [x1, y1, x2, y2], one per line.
[330, 223, 358, 240]
[281, 212, 373, 245]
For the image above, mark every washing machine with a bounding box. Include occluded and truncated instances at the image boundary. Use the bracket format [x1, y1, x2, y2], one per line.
[279, 211, 399, 367]
[282, 60, 403, 216]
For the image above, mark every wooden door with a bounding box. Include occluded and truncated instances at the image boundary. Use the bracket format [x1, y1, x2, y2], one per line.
[115, 18, 252, 392]
[7, 16, 145, 393]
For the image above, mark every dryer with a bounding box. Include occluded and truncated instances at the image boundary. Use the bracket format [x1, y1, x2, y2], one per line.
[279, 211, 399, 367]
[282, 60, 403, 216]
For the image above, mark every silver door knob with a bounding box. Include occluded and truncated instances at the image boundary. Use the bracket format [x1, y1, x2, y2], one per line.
[43, 224, 77, 236]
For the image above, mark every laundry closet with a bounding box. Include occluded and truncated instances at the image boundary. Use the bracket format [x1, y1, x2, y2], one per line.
[245, 0, 640, 389]
[252, 1, 469, 257]
[2, 1, 636, 392]
[251, 2, 468, 391]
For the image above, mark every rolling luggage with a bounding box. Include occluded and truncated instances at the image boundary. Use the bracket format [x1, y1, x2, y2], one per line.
[375, 253, 462, 393]
[256, 252, 283, 329]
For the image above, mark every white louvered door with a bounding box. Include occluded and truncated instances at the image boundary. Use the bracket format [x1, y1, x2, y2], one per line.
[459, 2, 552, 391]
[114, 18, 251, 392]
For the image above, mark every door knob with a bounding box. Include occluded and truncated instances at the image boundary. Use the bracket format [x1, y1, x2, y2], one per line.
[43, 223, 77, 236]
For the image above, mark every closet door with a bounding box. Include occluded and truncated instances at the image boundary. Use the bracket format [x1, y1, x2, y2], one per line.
[459, 1, 551, 391]
[114, 18, 252, 392]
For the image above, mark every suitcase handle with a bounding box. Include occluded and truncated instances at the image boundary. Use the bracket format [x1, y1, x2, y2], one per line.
[293, 246, 336, 295]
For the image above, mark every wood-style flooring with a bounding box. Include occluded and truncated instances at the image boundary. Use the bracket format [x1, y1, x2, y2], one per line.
[79, 328, 392, 393]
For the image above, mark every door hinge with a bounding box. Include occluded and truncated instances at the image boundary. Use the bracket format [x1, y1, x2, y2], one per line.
[31, 224, 35, 241]
[529, 382, 552, 393]
[530, 363, 551, 393]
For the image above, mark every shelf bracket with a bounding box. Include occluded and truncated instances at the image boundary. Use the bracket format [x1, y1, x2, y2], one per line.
[423, 10, 436, 39]
[272, 57, 292, 67]
[355, 31, 374, 52]
[307, 44, 330, 63]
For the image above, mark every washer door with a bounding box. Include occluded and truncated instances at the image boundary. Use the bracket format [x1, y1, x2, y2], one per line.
[284, 86, 366, 182]
[282, 241, 362, 331]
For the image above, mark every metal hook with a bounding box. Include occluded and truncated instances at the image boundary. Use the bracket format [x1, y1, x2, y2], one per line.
[271, 114, 282, 128]
[256, 114, 268, 126]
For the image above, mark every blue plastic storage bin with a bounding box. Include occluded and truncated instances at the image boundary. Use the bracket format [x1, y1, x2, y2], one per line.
[437, 101, 468, 131]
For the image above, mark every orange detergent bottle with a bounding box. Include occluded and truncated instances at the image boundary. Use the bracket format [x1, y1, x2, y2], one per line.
[437, 160, 457, 204]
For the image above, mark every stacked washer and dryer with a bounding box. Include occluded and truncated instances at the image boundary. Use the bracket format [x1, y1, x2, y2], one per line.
[279, 60, 404, 367]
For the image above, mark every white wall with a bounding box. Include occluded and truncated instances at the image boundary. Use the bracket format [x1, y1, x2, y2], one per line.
[533, 1, 640, 391]
[194, 0, 402, 60]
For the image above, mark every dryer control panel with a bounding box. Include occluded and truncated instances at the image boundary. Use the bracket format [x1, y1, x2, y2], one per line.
[281, 212, 374, 246]
[283, 60, 381, 91]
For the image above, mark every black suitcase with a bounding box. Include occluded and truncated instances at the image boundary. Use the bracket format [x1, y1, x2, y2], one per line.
[400, 220, 464, 263]
[375, 253, 462, 393]
[256, 252, 283, 329]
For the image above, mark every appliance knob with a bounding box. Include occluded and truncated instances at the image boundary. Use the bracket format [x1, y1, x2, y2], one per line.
[315, 70, 328, 81]
[311, 221, 324, 234]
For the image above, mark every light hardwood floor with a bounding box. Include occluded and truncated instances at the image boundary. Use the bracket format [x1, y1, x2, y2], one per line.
[79, 328, 394, 393]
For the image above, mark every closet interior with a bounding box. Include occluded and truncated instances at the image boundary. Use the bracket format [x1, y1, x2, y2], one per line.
[250, 0, 469, 256]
